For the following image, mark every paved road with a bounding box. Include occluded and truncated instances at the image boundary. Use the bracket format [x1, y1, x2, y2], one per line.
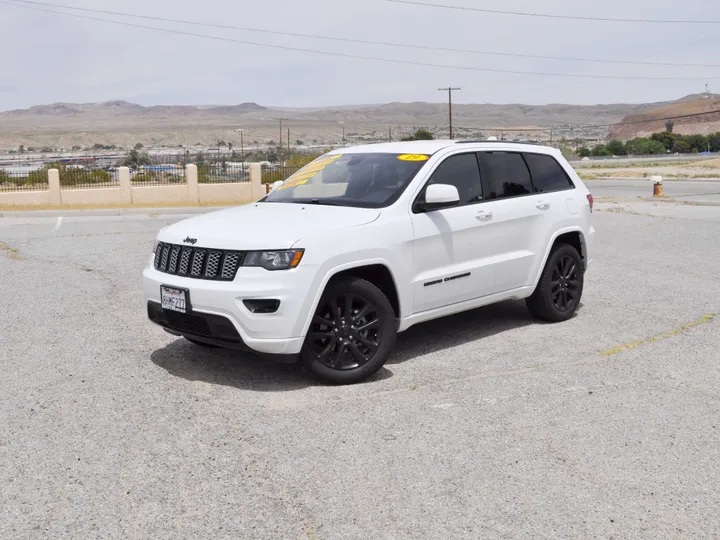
[585, 179, 720, 203]
[1, 203, 719, 539]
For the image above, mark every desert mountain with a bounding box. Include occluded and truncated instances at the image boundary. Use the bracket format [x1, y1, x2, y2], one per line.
[609, 94, 720, 140]
[0, 94, 713, 148]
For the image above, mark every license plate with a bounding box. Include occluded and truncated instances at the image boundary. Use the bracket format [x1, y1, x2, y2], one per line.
[161, 286, 189, 313]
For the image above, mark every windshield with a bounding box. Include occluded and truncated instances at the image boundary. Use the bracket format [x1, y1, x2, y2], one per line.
[261, 152, 430, 208]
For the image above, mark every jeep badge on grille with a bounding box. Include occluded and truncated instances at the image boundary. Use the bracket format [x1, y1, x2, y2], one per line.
[183, 237, 198, 245]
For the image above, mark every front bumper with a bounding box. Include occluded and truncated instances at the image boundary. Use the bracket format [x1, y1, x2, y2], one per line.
[142, 256, 318, 355]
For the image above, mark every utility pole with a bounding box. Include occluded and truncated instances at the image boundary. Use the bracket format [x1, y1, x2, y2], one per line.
[240, 130, 244, 162]
[287, 127, 290, 159]
[439, 87, 461, 140]
[274, 118, 287, 165]
[388, 126, 392, 142]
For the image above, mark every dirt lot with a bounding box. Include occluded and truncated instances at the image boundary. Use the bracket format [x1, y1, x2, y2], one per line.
[1, 201, 719, 539]
[575, 157, 720, 180]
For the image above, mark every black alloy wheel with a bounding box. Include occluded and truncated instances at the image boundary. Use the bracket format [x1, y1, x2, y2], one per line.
[301, 276, 396, 384]
[551, 255, 581, 313]
[526, 243, 584, 322]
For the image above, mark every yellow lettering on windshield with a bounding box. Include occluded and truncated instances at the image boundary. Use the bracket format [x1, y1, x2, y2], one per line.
[284, 154, 343, 183]
[397, 154, 429, 162]
[277, 179, 308, 190]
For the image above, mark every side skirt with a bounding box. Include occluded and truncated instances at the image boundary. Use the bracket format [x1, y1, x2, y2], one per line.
[397, 286, 535, 333]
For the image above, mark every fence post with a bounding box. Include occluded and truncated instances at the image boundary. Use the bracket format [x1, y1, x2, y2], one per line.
[250, 163, 264, 200]
[48, 168, 61, 205]
[118, 167, 131, 204]
[186, 164, 199, 204]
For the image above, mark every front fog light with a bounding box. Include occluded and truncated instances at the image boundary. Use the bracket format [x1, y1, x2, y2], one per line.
[243, 249, 304, 271]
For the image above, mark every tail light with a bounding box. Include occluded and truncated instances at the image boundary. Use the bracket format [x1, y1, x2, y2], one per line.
[587, 193, 594, 212]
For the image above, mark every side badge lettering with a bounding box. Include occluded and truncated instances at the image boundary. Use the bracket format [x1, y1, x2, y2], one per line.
[424, 272, 471, 287]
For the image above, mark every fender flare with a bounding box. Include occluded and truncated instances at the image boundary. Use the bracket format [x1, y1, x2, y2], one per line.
[296, 258, 402, 339]
[531, 227, 586, 290]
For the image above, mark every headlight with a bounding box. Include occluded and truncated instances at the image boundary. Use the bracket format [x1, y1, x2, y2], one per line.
[243, 249, 304, 271]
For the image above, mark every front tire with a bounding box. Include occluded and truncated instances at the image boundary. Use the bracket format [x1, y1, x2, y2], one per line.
[526, 243, 584, 322]
[300, 276, 397, 385]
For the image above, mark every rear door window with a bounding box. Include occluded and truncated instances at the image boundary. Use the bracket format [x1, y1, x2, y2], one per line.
[523, 153, 575, 193]
[477, 152, 533, 200]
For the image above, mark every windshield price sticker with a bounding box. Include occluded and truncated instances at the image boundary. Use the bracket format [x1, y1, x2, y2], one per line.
[277, 154, 344, 190]
[277, 178, 309, 190]
[397, 154, 429, 162]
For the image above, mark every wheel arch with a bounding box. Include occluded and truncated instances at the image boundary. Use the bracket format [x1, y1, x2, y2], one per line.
[532, 228, 587, 289]
[298, 260, 402, 338]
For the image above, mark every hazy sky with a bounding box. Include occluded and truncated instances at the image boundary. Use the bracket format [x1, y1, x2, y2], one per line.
[1, 0, 719, 110]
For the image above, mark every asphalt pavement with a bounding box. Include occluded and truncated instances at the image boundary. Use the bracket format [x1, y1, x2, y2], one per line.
[1, 200, 719, 539]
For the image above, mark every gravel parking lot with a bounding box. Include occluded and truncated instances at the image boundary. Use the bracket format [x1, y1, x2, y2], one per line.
[1, 199, 719, 539]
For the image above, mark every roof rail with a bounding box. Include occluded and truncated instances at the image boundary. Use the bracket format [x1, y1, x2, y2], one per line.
[454, 139, 545, 146]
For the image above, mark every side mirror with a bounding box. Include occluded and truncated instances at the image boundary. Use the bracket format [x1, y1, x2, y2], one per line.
[416, 183, 460, 212]
[270, 180, 284, 192]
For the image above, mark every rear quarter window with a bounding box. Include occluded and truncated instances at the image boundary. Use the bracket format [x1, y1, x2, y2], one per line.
[523, 153, 575, 193]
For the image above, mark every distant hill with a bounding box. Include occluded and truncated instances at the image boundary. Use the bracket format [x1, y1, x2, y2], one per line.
[0, 94, 710, 149]
[609, 94, 720, 140]
[0, 100, 268, 128]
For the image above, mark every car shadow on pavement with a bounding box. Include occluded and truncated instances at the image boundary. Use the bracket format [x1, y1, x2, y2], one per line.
[388, 299, 539, 365]
[150, 341, 313, 392]
[150, 299, 542, 390]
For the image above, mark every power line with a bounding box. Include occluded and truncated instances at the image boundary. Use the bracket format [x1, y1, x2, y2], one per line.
[5, 1, 720, 82]
[6, 0, 720, 68]
[387, 0, 720, 24]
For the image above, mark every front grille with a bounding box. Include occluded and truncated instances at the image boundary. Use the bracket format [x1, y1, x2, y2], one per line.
[154, 242, 244, 281]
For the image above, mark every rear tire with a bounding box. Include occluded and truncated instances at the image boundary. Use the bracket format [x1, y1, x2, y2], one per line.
[526, 243, 584, 322]
[300, 276, 396, 385]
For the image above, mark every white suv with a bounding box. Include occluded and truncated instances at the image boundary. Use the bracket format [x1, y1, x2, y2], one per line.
[143, 140, 595, 384]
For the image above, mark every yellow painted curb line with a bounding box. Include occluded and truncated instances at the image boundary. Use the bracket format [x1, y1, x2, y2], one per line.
[0, 242, 22, 260]
[600, 313, 719, 357]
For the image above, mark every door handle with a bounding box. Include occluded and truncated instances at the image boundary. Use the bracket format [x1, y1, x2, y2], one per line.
[475, 210, 493, 220]
[536, 201, 550, 210]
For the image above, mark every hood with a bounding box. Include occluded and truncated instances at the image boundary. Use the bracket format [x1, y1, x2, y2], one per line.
[156, 202, 380, 250]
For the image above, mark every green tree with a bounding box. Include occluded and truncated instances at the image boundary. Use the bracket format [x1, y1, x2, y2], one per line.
[672, 140, 691, 153]
[122, 149, 151, 168]
[665, 119, 674, 133]
[687, 134, 709, 153]
[606, 140, 627, 156]
[651, 132, 677, 152]
[708, 132, 720, 152]
[134, 143, 144, 150]
[591, 145, 611, 157]
[402, 128, 434, 141]
[577, 147, 591, 157]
